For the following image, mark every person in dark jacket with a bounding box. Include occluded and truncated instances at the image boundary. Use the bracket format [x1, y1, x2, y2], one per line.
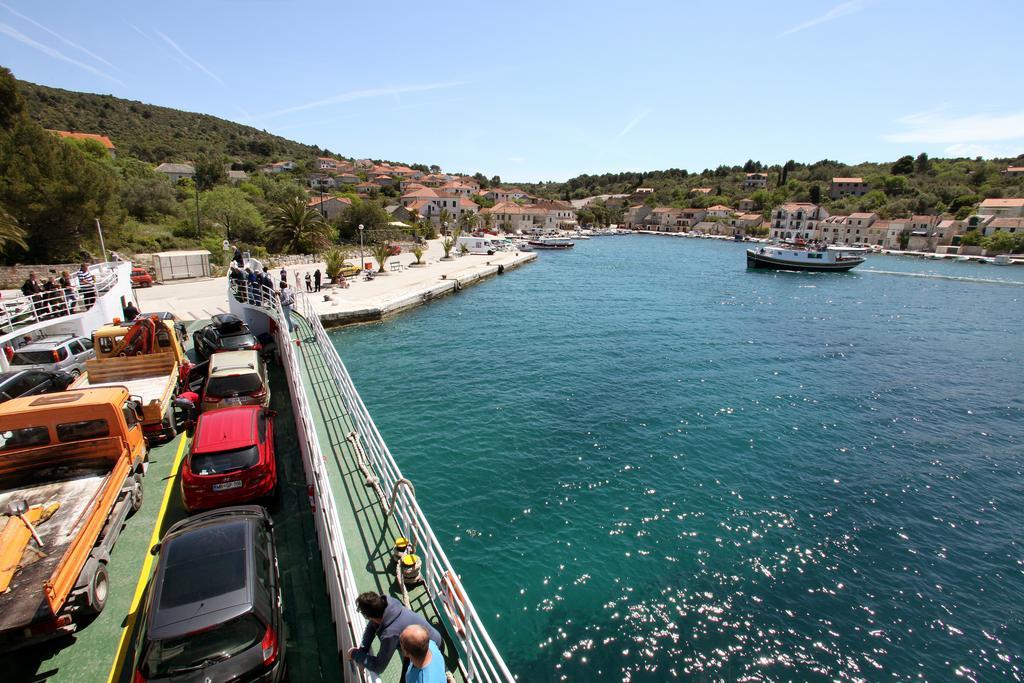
[313, 268, 322, 292]
[123, 299, 140, 321]
[348, 592, 442, 676]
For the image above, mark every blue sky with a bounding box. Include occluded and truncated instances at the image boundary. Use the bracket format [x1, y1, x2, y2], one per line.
[2, 0, 1023, 182]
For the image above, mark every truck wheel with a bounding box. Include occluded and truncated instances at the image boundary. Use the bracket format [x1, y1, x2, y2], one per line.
[81, 561, 109, 616]
[163, 414, 177, 440]
[129, 474, 144, 515]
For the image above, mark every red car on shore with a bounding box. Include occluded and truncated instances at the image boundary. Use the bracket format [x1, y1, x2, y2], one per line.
[131, 268, 154, 287]
[180, 406, 277, 512]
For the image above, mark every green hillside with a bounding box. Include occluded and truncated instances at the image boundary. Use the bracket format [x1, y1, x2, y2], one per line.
[17, 79, 320, 164]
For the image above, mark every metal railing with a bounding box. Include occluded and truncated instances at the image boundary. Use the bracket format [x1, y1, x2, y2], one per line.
[295, 288, 515, 682]
[0, 265, 120, 334]
[228, 278, 376, 683]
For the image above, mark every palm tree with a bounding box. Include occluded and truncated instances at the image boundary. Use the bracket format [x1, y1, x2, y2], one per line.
[265, 198, 332, 254]
[441, 224, 463, 260]
[460, 212, 478, 233]
[370, 241, 394, 272]
[407, 206, 420, 236]
[0, 207, 28, 256]
[481, 211, 493, 234]
[438, 208, 452, 235]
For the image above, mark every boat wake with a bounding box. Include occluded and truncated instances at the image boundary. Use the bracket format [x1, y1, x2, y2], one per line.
[860, 269, 1024, 286]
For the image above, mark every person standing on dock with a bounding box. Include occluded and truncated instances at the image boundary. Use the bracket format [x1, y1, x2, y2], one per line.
[279, 267, 287, 288]
[313, 268, 321, 292]
[349, 592, 442, 678]
[304, 271, 312, 292]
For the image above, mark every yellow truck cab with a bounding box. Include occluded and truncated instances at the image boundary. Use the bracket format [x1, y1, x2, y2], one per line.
[0, 387, 146, 649]
[92, 318, 188, 366]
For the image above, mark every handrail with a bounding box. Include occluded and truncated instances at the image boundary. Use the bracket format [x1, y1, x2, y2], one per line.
[0, 264, 120, 335]
[228, 278, 376, 683]
[295, 287, 515, 682]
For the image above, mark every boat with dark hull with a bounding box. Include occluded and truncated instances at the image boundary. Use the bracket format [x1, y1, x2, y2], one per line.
[746, 245, 866, 272]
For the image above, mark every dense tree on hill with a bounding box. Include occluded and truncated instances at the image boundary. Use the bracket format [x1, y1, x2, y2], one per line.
[891, 155, 915, 175]
[201, 187, 264, 242]
[809, 184, 821, 204]
[0, 67, 119, 262]
[336, 200, 389, 242]
[915, 152, 932, 174]
[0, 205, 28, 255]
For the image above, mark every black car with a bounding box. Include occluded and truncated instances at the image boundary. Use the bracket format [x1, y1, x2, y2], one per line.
[135, 506, 285, 682]
[0, 368, 74, 402]
[194, 314, 259, 360]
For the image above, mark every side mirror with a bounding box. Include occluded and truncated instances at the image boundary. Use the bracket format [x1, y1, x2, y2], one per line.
[150, 542, 161, 556]
[129, 397, 144, 420]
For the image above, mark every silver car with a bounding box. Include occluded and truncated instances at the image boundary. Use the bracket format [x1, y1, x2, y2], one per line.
[9, 335, 95, 377]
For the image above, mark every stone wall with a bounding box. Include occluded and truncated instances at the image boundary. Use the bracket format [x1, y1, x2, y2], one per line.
[0, 263, 82, 289]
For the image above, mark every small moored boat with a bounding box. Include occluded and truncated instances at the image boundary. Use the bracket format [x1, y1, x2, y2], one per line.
[528, 237, 575, 250]
[746, 244, 866, 272]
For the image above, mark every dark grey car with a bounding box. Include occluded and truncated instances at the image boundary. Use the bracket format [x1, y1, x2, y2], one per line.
[135, 506, 285, 682]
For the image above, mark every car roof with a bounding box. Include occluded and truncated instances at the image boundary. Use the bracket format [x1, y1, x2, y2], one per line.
[15, 335, 77, 351]
[209, 350, 260, 374]
[192, 406, 260, 454]
[148, 515, 257, 640]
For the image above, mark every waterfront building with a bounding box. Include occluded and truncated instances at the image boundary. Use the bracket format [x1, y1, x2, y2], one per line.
[622, 205, 652, 229]
[769, 202, 829, 241]
[705, 204, 734, 218]
[982, 217, 1024, 236]
[977, 197, 1024, 217]
[830, 177, 870, 199]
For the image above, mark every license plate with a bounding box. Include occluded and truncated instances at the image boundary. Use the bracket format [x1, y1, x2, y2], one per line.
[212, 480, 243, 492]
[224, 397, 246, 406]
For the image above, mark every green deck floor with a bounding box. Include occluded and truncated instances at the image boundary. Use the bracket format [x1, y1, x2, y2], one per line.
[2, 328, 341, 683]
[289, 314, 468, 682]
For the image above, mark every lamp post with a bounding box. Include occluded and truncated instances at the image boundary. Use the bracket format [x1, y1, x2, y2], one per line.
[358, 224, 364, 271]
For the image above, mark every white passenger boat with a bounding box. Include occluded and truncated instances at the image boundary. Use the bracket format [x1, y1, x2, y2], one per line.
[527, 237, 575, 250]
[746, 244, 866, 272]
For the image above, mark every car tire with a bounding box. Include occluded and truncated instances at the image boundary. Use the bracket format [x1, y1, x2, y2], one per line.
[80, 561, 109, 616]
[70, 369, 81, 379]
[129, 473, 144, 515]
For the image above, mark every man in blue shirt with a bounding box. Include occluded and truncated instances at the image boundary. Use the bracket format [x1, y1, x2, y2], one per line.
[401, 625, 447, 683]
[348, 591, 443, 677]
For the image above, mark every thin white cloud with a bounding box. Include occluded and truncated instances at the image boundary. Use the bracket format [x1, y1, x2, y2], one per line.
[779, 0, 865, 37]
[155, 30, 223, 84]
[0, 21, 124, 85]
[615, 109, 653, 139]
[255, 82, 466, 121]
[884, 110, 1024, 143]
[0, 2, 119, 71]
[944, 143, 1022, 159]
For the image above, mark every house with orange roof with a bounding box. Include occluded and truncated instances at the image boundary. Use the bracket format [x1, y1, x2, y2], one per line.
[481, 201, 542, 233]
[1002, 166, 1024, 177]
[830, 177, 869, 199]
[337, 173, 360, 185]
[738, 198, 756, 212]
[50, 130, 117, 157]
[317, 157, 340, 171]
[705, 204, 734, 218]
[307, 195, 352, 220]
[374, 174, 395, 187]
[355, 181, 379, 194]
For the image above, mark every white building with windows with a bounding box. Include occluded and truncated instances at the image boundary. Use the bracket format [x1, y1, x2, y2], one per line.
[769, 203, 830, 241]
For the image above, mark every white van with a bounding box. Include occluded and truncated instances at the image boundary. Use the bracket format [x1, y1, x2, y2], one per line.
[456, 236, 499, 255]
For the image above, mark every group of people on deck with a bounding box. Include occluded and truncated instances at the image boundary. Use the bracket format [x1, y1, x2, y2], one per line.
[18, 263, 98, 320]
[348, 591, 447, 682]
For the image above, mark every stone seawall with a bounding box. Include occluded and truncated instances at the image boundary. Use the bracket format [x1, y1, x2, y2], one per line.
[318, 252, 536, 327]
[0, 263, 83, 289]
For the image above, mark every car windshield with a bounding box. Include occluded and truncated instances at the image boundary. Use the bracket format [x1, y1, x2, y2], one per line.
[11, 350, 56, 365]
[143, 614, 263, 677]
[191, 445, 260, 475]
[205, 373, 262, 398]
[218, 332, 255, 348]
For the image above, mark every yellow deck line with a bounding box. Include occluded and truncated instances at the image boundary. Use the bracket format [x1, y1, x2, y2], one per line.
[105, 436, 188, 683]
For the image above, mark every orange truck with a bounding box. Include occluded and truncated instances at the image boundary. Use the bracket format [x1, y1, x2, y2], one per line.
[0, 387, 146, 650]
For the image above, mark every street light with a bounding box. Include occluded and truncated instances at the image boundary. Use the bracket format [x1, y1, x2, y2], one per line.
[358, 224, 364, 271]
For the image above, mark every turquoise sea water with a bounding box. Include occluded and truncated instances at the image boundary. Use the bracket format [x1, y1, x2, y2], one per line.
[330, 236, 1023, 682]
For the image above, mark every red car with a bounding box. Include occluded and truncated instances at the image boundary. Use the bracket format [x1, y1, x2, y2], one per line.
[131, 268, 154, 287]
[180, 406, 277, 512]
